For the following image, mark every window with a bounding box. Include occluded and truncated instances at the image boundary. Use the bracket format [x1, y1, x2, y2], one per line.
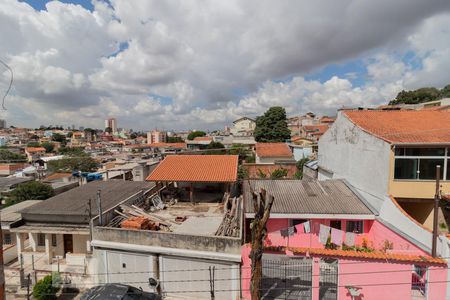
[37, 233, 45, 246]
[330, 220, 341, 230]
[3, 233, 11, 245]
[51, 234, 57, 247]
[346, 221, 363, 233]
[394, 147, 448, 180]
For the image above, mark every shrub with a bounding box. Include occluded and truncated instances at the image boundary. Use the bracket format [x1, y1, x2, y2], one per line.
[270, 168, 288, 179]
[33, 273, 61, 300]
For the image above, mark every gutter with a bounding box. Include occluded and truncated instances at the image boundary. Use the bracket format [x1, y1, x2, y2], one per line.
[342, 180, 380, 215]
[91, 240, 242, 263]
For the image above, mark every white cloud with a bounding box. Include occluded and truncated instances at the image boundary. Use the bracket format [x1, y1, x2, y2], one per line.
[0, 0, 449, 130]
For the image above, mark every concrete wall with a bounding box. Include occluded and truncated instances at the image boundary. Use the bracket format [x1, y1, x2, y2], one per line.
[93, 227, 242, 254]
[318, 112, 391, 199]
[73, 234, 89, 254]
[256, 156, 294, 164]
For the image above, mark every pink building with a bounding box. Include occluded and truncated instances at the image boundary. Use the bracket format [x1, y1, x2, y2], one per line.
[242, 180, 448, 300]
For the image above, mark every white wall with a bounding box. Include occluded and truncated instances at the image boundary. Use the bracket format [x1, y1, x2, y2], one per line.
[73, 235, 89, 254]
[318, 112, 391, 200]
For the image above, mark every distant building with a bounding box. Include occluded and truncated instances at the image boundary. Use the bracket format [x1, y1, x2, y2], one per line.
[230, 117, 256, 136]
[0, 119, 6, 129]
[104, 117, 117, 133]
[147, 130, 166, 144]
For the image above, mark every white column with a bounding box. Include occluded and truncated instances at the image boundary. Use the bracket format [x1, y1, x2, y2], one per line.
[44, 234, 51, 264]
[16, 233, 24, 264]
[29, 233, 37, 252]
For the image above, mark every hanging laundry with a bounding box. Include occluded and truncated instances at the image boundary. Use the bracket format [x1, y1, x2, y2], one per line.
[345, 232, 356, 246]
[331, 228, 343, 246]
[295, 223, 304, 234]
[287, 226, 296, 236]
[280, 228, 289, 238]
[319, 224, 330, 244]
[303, 221, 311, 233]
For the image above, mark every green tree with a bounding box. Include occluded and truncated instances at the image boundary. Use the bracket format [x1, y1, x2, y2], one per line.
[51, 133, 66, 143]
[270, 168, 288, 179]
[29, 134, 39, 140]
[187, 131, 206, 140]
[129, 133, 137, 139]
[388, 84, 450, 105]
[105, 127, 113, 134]
[58, 147, 85, 156]
[41, 142, 54, 153]
[294, 157, 310, 179]
[33, 273, 61, 300]
[167, 136, 184, 143]
[27, 142, 41, 147]
[254, 106, 291, 142]
[66, 131, 73, 138]
[48, 156, 98, 173]
[7, 182, 54, 206]
[0, 150, 26, 162]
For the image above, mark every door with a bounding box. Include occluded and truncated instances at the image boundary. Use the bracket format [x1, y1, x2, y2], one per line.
[262, 253, 313, 299]
[319, 258, 338, 300]
[63, 234, 73, 255]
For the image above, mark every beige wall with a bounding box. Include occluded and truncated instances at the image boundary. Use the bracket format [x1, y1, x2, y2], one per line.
[73, 234, 89, 254]
[388, 150, 450, 199]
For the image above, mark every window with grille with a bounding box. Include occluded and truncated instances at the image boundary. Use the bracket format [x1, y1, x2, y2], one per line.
[37, 233, 45, 246]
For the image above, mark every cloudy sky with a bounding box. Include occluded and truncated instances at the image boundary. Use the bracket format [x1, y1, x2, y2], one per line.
[0, 0, 449, 130]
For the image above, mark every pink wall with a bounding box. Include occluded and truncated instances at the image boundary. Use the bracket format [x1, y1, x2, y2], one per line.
[241, 244, 448, 300]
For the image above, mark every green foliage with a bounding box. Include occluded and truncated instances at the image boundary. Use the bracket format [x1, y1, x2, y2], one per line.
[30, 134, 40, 140]
[237, 165, 249, 180]
[245, 152, 256, 163]
[33, 273, 61, 300]
[48, 156, 98, 173]
[254, 106, 291, 142]
[7, 182, 54, 206]
[229, 144, 250, 162]
[0, 150, 26, 162]
[105, 127, 113, 133]
[257, 168, 267, 178]
[205, 141, 225, 155]
[187, 131, 206, 140]
[52, 133, 66, 143]
[66, 132, 73, 138]
[58, 147, 86, 156]
[294, 157, 310, 179]
[27, 142, 41, 147]
[167, 136, 184, 143]
[41, 142, 54, 153]
[389, 84, 450, 105]
[129, 133, 137, 139]
[270, 168, 288, 179]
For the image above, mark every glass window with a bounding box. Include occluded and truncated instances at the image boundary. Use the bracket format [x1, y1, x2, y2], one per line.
[52, 234, 57, 247]
[3, 233, 11, 245]
[346, 221, 363, 233]
[404, 148, 445, 156]
[447, 161, 450, 182]
[330, 220, 341, 230]
[395, 159, 418, 179]
[419, 159, 444, 180]
[37, 233, 45, 246]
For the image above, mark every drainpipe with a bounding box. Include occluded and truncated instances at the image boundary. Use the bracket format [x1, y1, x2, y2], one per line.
[432, 165, 441, 258]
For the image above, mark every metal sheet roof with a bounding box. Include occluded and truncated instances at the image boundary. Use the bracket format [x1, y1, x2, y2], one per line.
[244, 179, 373, 215]
[0, 200, 42, 224]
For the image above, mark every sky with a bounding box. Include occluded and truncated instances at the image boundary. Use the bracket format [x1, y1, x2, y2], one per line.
[0, 0, 450, 131]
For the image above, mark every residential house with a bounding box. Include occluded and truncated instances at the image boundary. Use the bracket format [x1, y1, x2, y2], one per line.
[186, 136, 213, 150]
[0, 163, 26, 177]
[1, 200, 42, 264]
[147, 130, 167, 144]
[230, 117, 256, 137]
[255, 143, 294, 164]
[300, 124, 330, 142]
[24, 147, 46, 163]
[241, 179, 448, 300]
[91, 155, 241, 299]
[318, 109, 450, 230]
[0, 177, 34, 200]
[9, 181, 155, 279]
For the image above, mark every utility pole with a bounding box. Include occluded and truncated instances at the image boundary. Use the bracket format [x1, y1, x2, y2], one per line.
[0, 209, 5, 300]
[250, 188, 274, 300]
[96, 190, 103, 226]
[432, 165, 441, 257]
[87, 199, 93, 242]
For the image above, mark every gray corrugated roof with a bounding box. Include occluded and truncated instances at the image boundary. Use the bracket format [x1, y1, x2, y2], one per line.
[1, 200, 42, 224]
[20, 180, 155, 217]
[244, 179, 373, 215]
[0, 177, 33, 191]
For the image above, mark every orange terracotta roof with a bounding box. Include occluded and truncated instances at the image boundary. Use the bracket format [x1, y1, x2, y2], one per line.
[25, 147, 46, 152]
[303, 124, 329, 134]
[320, 116, 335, 123]
[344, 110, 450, 144]
[146, 155, 238, 182]
[256, 143, 293, 158]
[149, 142, 187, 149]
[193, 136, 213, 141]
[265, 246, 446, 265]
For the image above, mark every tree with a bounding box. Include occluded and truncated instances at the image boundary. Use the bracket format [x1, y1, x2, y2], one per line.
[129, 133, 137, 139]
[229, 144, 250, 162]
[294, 157, 310, 179]
[27, 142, 41, 147]
[58, 147, 85, 156]
[105, 127, 113, 134]
[52, 133, 66, 143]
[0, 149, 26, 162]
[33, 273, 61, 300]
[254, 106, 291, 142]
[29, 134, 39, 140]
[7, 182, 54, 206]
[389, 84, 450, 105]
[66, 131, 73, 138]
[48, 156, 98, 173]
[41, 142, 54, 153]
[270, 168, 288, 179]
[205, 141, 225, 154]
[187, 131, 206, 140]
[167, 136, 184, 143]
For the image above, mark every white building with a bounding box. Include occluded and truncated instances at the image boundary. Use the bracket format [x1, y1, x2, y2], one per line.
[230, 117, 256, 137]
[104, 118, 117, 133]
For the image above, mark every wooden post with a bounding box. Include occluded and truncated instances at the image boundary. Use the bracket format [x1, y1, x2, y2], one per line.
[250, 188, 274, 300]
[432, 165, 441, 257]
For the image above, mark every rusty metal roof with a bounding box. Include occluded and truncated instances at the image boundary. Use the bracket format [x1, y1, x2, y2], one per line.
[146, 155, 238, 182]
[244, 179, 373, 215]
